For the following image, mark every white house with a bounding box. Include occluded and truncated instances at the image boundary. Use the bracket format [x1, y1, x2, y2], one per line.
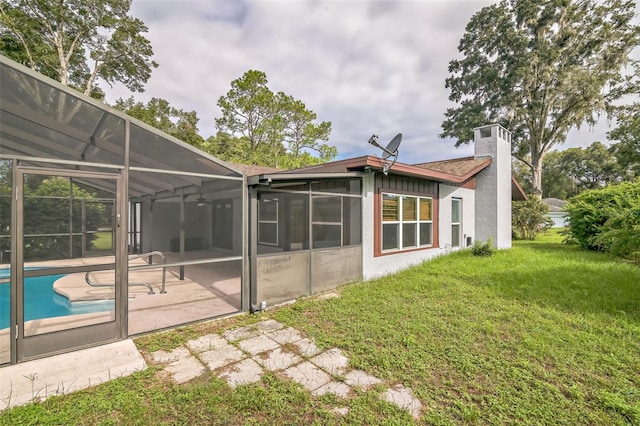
[542, 198, 569, 228]
[0, 53, 525, 365]
[246, 123, 526, 308]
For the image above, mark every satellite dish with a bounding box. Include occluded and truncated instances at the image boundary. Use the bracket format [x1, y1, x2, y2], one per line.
[368, 133, 402, 175]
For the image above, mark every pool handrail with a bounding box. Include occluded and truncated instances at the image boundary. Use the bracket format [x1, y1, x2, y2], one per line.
[85, 250, 167, 294]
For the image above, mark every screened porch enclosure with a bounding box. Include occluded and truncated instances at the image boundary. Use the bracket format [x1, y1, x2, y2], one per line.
[0, 56, 246, 365]
[249, 178, 363, 308]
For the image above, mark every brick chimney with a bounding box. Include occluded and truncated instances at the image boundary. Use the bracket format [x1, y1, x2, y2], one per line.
[473, 124, 512, 249]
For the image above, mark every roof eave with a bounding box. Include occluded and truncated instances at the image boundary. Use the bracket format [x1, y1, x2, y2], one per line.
[247, 171, 365, 186]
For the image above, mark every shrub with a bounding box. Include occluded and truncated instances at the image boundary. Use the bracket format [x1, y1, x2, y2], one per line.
[472, 238, 495, 257]
[512, 198, 553, 240]
[565, 180, 640, 251]
[593, 202, 640, 262]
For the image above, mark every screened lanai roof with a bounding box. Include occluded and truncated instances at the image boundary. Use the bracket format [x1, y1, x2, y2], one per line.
[0, 55, 242, 200]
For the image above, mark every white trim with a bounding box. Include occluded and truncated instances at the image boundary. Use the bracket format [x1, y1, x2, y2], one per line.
[381, 192, 433, 252]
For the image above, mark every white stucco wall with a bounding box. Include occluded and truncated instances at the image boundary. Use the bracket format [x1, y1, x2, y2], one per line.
[361, 174, 476, 281]
[439, 184, 476, 249]
[473, 125, 512, 249]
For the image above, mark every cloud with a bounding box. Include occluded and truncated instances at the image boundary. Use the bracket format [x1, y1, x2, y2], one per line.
[105, 0, 631, 166]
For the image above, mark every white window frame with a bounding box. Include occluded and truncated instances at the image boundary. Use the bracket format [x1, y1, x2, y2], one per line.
[381, 193, 434, 252]
[418, 197, 433, 247]
[451, 198, 462, 248]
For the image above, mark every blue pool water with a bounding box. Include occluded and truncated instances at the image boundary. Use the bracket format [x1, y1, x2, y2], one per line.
[0, 269, 114, 329]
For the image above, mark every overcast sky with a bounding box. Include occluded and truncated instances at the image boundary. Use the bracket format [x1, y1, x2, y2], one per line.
[105, 0, 636, 164]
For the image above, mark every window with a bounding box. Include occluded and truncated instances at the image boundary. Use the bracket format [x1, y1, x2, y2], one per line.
[258, 197, 278, 245]
[257, 186, 361, 254]
[382, 193, 433, 251]
[419, 198, 433, 247]
[451, 198, 461, 247]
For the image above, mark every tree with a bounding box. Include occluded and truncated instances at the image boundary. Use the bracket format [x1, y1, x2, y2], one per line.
[0, 0, 157, 97]
[22, 177, 105, 260]
[540, 150, 573, 199]
[609, 103, 640, 180]
[215, 70, 336, 168]
[440, 0, 640, 198]
[215, 70, 281, 151]
[114, 97, 206, 150]
[276, 93, 335, 163]
[205, 132, 286, 167]
[512, 159, 533, 195]
[560, 142, 621, 192]
[512, 198, 553, 240]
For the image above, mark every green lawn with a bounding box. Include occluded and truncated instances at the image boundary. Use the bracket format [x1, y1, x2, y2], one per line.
[91, 231, 113, 251]
[2, 231, 639, 425]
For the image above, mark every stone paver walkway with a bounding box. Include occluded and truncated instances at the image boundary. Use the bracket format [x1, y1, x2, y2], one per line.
[148, 319, 422, 419]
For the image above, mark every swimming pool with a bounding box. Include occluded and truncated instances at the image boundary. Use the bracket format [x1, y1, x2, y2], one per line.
[0, 269, 114, 329]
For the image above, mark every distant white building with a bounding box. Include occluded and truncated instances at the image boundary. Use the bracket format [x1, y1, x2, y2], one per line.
[543, 198, 569, 228]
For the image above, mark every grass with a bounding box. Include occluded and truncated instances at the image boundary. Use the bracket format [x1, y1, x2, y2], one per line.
[2, 230, 639, 425]
[91, 231, 113, 251]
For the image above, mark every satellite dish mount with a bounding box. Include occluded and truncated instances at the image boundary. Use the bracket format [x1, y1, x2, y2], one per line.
[368, 133, 402, 175]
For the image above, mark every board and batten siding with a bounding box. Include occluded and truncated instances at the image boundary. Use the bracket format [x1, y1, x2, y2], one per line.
[374, 173, 438, 196]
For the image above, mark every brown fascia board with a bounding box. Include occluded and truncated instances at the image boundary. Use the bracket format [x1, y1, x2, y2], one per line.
[257, 155, 492, 184]
[275, 156, 372, 174]
[511, 176, 528, 201]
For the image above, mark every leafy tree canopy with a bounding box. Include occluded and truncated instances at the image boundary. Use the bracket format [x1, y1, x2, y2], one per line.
[114, 97, 206, 150]
[215, 70, 336, 168]
[608, 103, 640, 179]
[0, 0, 157, 97]
[560, 142, 621, 192]
[441, 0, 640, 198]
[540, 151, 573, 199]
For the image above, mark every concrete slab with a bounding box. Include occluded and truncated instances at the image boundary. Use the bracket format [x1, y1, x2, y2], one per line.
[0, 340, 146, 410]
[219, 358, 263, 388]
[223, 324, 261, 342]
[265, 327, 304, 345]
[283, 361, 331, 392]
[381, 384, 422, 419]
[238, 334, 280, 355]
[149, 346, 191, 365]
[255, 319, 284, 333]
[312, 381, 351, 398]
[198, 345, 246, 371]
[291, 338, 322, 358]
[310, 348, 349, 376]
[164, 356, 205, 384]
[186, 334, 229, 353]
[255, 347, 301, 372]
[344, 369, 383, 389]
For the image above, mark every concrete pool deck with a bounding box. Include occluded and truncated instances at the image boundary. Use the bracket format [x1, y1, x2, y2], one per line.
[0, 339, 147, 409]
[0, 252, 243, 365]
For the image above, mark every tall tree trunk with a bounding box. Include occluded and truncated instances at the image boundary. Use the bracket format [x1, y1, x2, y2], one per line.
[531, 152, 544, 199]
